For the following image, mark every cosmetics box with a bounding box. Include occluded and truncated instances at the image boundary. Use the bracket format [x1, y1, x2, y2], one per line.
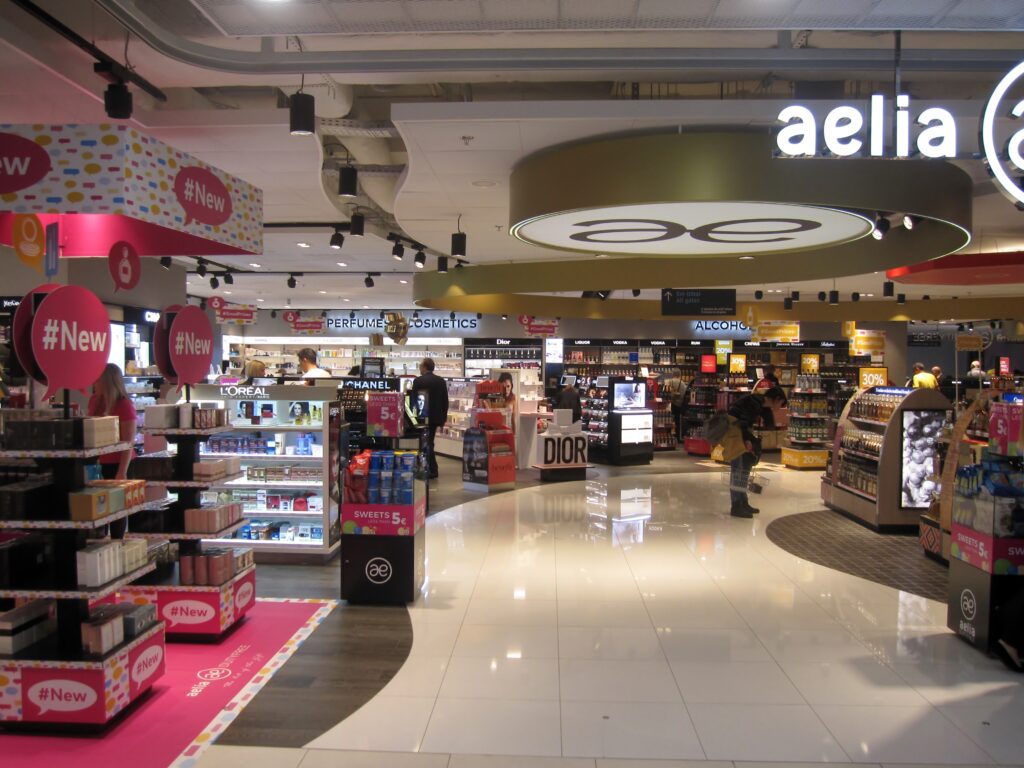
[76, 541, 124, 587]
[220, 456, 241, 476]
[81, 607, 124, 655]
[193, 460, 226, 479]
[129, 454, 175, 481]
[179, 554, 194, 585]
[111, 602, 156, 638]
[69, 488, 111, 522]
[178, 404, 194, 429]
[0, 533, 56, 588]
[144, 404, 179, 429]
[82, 416, 120, 448]
[0, 479, 56, 521]
[0, 600, 56, 655]
[194, 554, 208, 586]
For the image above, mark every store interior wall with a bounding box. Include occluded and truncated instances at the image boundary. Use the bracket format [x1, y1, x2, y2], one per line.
[65, 258, 187, 311]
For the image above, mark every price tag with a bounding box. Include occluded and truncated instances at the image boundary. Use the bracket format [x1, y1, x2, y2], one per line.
[367, 392, 404, 437]
[859, 367, 889, 389]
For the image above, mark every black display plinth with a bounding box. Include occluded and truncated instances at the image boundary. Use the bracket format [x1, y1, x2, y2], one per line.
[341, 528, 425, 604]
[947, 557, 1024, 652]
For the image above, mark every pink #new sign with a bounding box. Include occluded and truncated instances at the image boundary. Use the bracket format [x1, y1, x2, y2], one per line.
[167, 304, 214, 389]
[30, 285, 111, 400]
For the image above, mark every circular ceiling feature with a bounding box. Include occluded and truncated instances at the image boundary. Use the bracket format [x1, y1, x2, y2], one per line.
[511, 201, 873, 256]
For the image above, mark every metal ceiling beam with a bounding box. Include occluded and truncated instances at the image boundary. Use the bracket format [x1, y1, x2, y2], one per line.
[96, 0, 1024, 76]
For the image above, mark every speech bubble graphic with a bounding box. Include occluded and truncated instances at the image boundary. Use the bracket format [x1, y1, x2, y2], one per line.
[0, 131, 52, 194]
[12, 283, 58, 383]
[282, 310, 298, 324]
[107, 240, 140, 292]
[207, 295, 225, 312]
[163, 598, 216, 627]
[234, 580, 254, 610]
[30, 285, 110, 400]
[168, 304, 213, 390]
[154, 304, 182, 382]
[13, 213, 45, 274]
[28, 678, 98, 715]
[131, 643, 164, 686]
[174, 166, 233, 226]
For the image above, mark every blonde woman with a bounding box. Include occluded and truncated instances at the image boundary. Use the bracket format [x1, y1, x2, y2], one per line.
[87, 364, 136, 479]
[242, 359, 267, 384]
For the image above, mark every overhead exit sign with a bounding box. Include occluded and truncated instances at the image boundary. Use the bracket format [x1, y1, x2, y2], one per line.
[661, 288, 736, 317]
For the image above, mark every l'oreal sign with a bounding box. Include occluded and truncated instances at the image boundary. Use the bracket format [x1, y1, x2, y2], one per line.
[775, 61, 1024, 206]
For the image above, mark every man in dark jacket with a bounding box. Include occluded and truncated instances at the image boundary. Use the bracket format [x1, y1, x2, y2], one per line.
[554, 380, 582, 422]
[727, 386, 786, 518]
[412, 358, 450, 479]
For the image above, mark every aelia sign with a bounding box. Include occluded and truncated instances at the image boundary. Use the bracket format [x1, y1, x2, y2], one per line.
[777, 60, 1024, 207]
[513, 201, 871, 256]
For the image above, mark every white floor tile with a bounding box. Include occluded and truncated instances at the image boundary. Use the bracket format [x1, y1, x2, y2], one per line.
[196, 746, 306, 768]
[450, 756, 594, 768]
[561, 700, 705, 759]
[304, 696, 435, 752]
[780, 659, 929, 706]
[454, 623, 560, 659]
[420, 698, 562, 756]
[380, 656, 450, 698]
[889, 662, 1024, 707]
[755, 627, 877, 663]
[299, 750, 451, 768]
[687, 703, 850, 762]
[408, 622, 462, 657]
[439, 656, 561, 700]
[814, 704, 996, 764]
[557, 600, 653, 628]
[560, 658, 683, 703]
[938, 701, 1024, 765]
[597, 761, 732, 768]
[657, 627, 773, 662]
[671, 661, 805, 704]
[464, 598, 559, 626]
[558, 626, 665, 661]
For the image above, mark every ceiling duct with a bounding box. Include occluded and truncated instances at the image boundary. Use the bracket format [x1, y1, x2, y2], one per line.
[319, 119, 400, 139]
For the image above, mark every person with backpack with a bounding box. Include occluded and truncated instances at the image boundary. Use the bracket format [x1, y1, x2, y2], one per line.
[710, 387, 787, 518]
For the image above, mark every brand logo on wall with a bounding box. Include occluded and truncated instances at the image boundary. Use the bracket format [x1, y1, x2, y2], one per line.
[511, 202, 872, 256]
[325, 310, 479, 335]
[776, 60, 1024, 208]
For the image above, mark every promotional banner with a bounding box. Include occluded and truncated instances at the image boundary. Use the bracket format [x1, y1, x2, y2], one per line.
[283, 310, 325, 336]
[956, 333, 985, 352]
[859, 367, 889, 388]
[30, 285, 111, 399]
[800, 354, 820, 375]
[208, 295, 258, 325]
[715, 340, 733, 366]
[728, 353, 747, 374]
[850, 328, 886, 359]
[153, 303, 180, 381]
[752, 320, 800, 344]
[167, 305, 214, 388]
[0, 124, 261, 257]
[326, 309, 480, 336]
[107, 240, 140, 292]
[366, 392, 404, 437]
[518, 315, 559, 338]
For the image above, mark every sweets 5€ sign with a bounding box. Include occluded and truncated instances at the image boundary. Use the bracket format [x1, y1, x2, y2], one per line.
[775, 60, 1024, 206]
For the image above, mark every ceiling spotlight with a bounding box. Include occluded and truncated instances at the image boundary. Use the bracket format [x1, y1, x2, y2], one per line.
[852, 292, 860, 302]
[321, 310, 327, 319]
[210, 276, 219, 289]
[437, 256, 449, 273]
[818, 291, 826, 302]
[159, 256, 171, 270]
[364, 274, 374, 288]
[392, 242, 405, 260]
[289, 91, 315, 136]
[330, 228, 345, 249]
[296, 242, 311, 248]
[379, 310, 385, 320]
[399, 279, 408, 284]
[271, 309, 277, 319]
[476, 312, 483, 320]
[897, 293, 906, 304]
[196, 259, 207, 277]
[350, 213, 365, 237]
[902, 214, 920, 230]
[783, 297, 793, 311]
[451, 231, 467, 259]
[336, 261, 347, 268]
[990, 320, 997, 329]
[249, 262, 262, 269]
[755, 290, 764, 300]
[414, 250, 426, 269]
[957, 323, 965, 332]
[738, 255, 755, 261]
[349, 310, 355, 319]
[829, 290, 839, 305]
[287, 274, 297, 289]
[501, 313, 508, 320]
[968, 322, 975, 332]
[102, 80, 132, 120]
[871, 215, 891, 240]
[339, 164, 358, 198]
[791, 290, 800, 301]
[923, 294, 931, 300]
[449, 311, 456, 321]
[455, 260, 465, 270]
[883, 280, 894, 297]
[223, 272, 234, 285]
[631, 289, 641, 297]
[413, 311, 420, 320]
[199, 298, 206, 311]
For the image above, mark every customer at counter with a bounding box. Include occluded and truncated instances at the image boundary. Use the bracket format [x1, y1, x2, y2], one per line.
[412, 357, 450, 480]
[910, 362, 938, 389]
[554, 379, 582, 422]
[298, 348, 331, 379]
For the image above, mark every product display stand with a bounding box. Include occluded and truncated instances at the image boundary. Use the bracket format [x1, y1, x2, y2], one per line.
[682, 374, 717, 456]
[0, 438, 165, 726]
[946, 394, 1024, 651]
[782, 376, 830, 469]
[532, 410, 591, 482]
[462, 380, 517, 490]
[123, 423, 255, 639]
[822, 386, 952, 530]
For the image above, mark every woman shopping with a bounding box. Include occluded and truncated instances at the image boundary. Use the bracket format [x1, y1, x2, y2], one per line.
[87, 364, 137, 479]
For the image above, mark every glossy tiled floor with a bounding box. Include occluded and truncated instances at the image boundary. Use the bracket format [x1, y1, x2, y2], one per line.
[198, 463, 1023, 768]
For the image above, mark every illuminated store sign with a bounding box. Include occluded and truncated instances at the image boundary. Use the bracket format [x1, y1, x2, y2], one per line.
[777, 60, 1024, 206]
[325, 310, 478, 335]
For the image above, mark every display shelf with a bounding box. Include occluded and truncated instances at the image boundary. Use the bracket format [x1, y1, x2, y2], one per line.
[849, 416, 889, 427]
[0, 442, 132, 459]
[128, 563, 255, 593]
[789, 413, 828, 419]
[0, 562, 156, 600]
[143, 426, 233, 437]
[124, 518, 249, 541]
[203, 537, 336, 552]
[792, 389, 827, 394]
[242, 509, 323, 518]
[839, 447, 880, 462]
[146, 472, 245, 488]
[0, 620, 164, 667]
[120, 566, 255, 637]
[0, 500, 151, 530]
[835, 482, 878, 502]
[214, 478, 322, 490]
[199, 452, 322, 462]
[789, 437, 830, 445]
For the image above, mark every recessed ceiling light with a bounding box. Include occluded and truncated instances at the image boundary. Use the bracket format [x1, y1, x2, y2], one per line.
[224, 291, 232, 295]
[297, 242, 311, 248]
[596, 254, 608, 258]
[399, 279, 408, 284]
[472, 179, 498, 188]
[343, 298, 350, 302]
[865, 293, 874, 297]
[362, 305, 369, 309]
[249, 263, 261, 268]
[738, 255, 755, 261]
[336, 261, 347, 267]
[319, 290, 327, 294]
[257, 298, 265, 302]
